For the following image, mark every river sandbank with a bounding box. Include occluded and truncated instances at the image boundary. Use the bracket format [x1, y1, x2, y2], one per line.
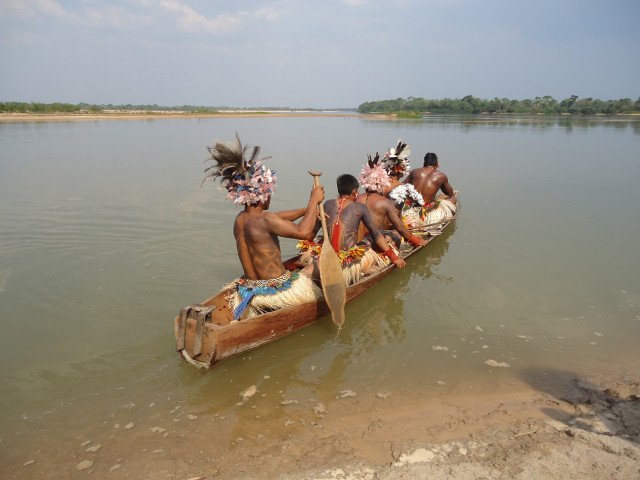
[6, 370, 638, 479]
[0, 112, 367, 122]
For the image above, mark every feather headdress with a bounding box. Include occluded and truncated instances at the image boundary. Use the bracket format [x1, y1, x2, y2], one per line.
[388, 184, 424, 207]
[203, 133, 277, 205]
[359, 152, 391, 193]
[383, 139, 411, 176]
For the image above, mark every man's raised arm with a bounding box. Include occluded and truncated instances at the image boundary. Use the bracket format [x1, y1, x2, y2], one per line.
[265, 186, 324, 240]
[276, 208, 306, 221]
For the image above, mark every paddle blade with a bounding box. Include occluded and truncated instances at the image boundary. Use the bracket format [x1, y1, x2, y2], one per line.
[318, 243, 346, 327]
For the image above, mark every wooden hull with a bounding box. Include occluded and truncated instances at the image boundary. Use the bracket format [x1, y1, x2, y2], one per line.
[175, 216, 456, 369]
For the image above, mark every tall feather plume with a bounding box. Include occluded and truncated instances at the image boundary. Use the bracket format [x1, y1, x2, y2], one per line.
[367, 152, 380, 167]
[202, 133, 247, 189]
[395, 141, 409, 158]
[394, 140, 411, 160]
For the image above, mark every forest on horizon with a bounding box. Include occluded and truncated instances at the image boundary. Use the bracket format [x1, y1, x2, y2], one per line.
[1, 96, 639, 115]
[358, 95, 640, 115]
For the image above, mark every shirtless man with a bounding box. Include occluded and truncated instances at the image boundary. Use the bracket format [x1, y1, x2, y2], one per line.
[234, 190, 324, 280]
[204, 135, 325, 319]
[355, 154, 426, 249]
[306, 174, 406, 285]
[404, 152, 457, 205]
[402, 152, 458, 229]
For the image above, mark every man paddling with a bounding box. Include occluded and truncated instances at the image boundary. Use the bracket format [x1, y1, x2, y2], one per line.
[403, 152, 458, 230]
[204, 135, 324, 320]
[356, 153, 426, 249]
[299, 174, 406, 285]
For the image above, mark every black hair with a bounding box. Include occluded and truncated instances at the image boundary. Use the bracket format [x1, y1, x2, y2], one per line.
[423, 152, 438, 167]
[337, 174, 359, 196]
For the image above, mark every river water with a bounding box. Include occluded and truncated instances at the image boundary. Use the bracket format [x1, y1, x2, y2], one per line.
[1, 115, 639, 478]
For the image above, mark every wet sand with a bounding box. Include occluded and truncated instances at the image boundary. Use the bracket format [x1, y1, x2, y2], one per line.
[277, 374, 640, 480]
[7, 372, 638, 479]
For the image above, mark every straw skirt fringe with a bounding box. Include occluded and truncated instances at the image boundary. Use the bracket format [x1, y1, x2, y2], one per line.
[341, 248, 390, 286]
[404, 196, 457, 229]
[298, 247, 391, 286]
[226, 273, 322, 320]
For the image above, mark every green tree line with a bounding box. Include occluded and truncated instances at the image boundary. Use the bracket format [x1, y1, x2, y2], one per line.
[358, 95, 640, 115]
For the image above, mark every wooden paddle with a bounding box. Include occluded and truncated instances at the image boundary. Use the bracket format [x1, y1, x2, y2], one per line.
[309, 171, 346, 327]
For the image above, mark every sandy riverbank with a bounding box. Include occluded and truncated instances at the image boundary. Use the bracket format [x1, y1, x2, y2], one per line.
[226, 371, 639, 480]
[10, 371, 635, 479]
[276, 373, 640, 480]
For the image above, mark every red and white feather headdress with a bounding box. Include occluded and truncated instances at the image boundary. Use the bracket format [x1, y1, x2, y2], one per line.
[359, 152, 391, 193]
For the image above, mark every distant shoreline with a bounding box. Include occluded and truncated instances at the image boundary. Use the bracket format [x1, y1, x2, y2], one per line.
[1, 111, 637, 123]
[0, 111, 367, 122]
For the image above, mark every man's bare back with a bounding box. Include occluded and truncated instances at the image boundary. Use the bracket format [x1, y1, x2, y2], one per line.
[405, 153, 456, 204]
[234, 188, 324, 280]
[324, 198, 380, 250]
[356, 192, 425, 247]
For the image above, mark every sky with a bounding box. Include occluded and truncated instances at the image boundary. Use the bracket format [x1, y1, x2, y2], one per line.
[0, 0, 639, 108]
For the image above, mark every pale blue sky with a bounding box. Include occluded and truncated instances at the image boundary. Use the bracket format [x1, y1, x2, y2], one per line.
[1, 0, 638, 108]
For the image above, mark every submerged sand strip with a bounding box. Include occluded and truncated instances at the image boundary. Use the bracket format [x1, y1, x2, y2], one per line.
[0, 112, 369, 123]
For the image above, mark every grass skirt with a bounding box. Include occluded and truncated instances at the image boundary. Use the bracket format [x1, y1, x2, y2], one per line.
[298, 244, 391, 286]
[341, 247, 390, 285]
[403, 194, 457, 232]
[225, 271, 322, 320]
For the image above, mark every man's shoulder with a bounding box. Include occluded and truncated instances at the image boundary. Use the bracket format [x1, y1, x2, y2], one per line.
[352, 200, 374, 215]
[245, 211, 281, 237]
[409, 167, 429, 178]
[233, 211, 247, 229]
[260, 211, 283, 223]
[243, 210, 273, 227]
[323, 198, 338, 212]
[371, 193, 394, 206]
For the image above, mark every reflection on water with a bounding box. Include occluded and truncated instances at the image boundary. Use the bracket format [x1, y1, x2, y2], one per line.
[0, 116, 639, 476]
[362, 114, 640, 135]
[339, 224, 456, 353]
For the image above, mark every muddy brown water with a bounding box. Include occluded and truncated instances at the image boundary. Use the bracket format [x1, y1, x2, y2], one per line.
[1, 115, 639, 478]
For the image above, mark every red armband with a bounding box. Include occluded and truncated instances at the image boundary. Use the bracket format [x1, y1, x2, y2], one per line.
[383, 248, 398, 262]
[408, 234, 422, 247]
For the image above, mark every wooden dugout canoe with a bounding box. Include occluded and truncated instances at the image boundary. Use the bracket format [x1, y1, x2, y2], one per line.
[174, 215, 457, 369]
